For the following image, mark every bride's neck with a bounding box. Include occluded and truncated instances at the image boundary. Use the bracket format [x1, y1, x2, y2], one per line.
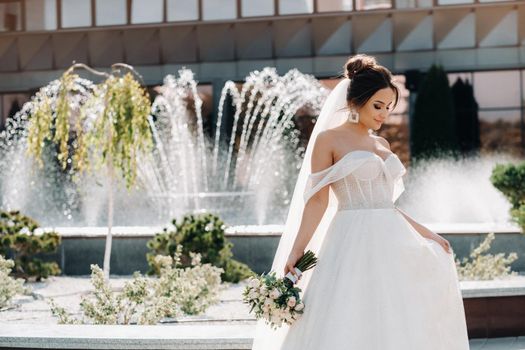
[344, 121, 370, 137]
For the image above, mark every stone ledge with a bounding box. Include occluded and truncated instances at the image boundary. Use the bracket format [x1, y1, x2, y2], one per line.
[0, 324, 254, 350]
[461, 276, 525, 298]
[34, 222, 522, 239]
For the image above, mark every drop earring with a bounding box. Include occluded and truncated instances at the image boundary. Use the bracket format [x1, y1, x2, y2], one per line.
[347, 108, 359, 123]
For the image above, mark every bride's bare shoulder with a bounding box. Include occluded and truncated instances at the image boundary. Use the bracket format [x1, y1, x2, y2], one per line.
[313, 129, 335, 152]
[314, 128, 342, 152]
[311, 130, 335, 171]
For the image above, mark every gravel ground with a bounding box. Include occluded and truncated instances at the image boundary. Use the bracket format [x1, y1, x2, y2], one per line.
[0, 276, 257, 325]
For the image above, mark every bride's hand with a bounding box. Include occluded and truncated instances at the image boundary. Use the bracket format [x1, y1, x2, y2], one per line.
[284, 249, 304, 281]
[429, 233, 452, 254]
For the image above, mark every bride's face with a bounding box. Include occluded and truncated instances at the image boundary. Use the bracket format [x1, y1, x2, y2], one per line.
[357, 87, 396, 130]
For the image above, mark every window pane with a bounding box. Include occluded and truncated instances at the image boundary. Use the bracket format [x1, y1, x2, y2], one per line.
[62, 0, 91, 28]
[167, 0, 198, 21]
[395, 0, 432, 8]
[26, 0, 57, 31]
[202, 0, 236, 20]
[242, 0, 274, 17]
[479, 109, 523, 156]
[96, 0, 126, 26]
[356, 0, 391, 10]
[447, 72, 473, 86]
[279, 0, 313, 15]
[438, 0, 473, 4]
[132, 0, 163, 24]
[318, 0, 352, 12]
[0, 2, 22, 31]
[473, 71, 520, 109]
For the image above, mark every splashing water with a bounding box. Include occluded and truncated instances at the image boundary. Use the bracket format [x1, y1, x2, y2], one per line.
[0, 68, 327, 226]
[400, 153, 519, 226]
[0, 68, 518, 227]
[137, 68, 327, 225]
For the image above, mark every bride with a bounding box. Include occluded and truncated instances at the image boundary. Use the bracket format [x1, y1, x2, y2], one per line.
[250, 54, 470, 349]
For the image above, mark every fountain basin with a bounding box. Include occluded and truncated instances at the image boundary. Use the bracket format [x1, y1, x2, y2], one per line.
[31, 223, 524, 276]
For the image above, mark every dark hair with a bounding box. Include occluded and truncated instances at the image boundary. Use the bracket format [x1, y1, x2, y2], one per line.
[343, 54, 400, 111]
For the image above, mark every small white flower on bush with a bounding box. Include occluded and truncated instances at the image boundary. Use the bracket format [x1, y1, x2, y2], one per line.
[455, 232, 518, 281]
[48, 244, 224, 325]
[0, 255, 26, 309]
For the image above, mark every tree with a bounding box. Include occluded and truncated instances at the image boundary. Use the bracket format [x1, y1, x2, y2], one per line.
[410, 64, 459, 162]
[26, 63, 153, 278]
[451, 77, 480, 156]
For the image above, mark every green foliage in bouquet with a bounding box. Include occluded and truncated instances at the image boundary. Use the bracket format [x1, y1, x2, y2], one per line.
[0, 210, 61, 280]
[147, 213, 255, 283]
[454, 232, 518, 280]
[0, 255, 26, 309]
[49, 245, 224, 325]
[490, 162, 525, 232]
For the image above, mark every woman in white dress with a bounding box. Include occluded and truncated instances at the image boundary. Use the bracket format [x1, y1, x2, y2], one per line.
[250, 54, 470, 349]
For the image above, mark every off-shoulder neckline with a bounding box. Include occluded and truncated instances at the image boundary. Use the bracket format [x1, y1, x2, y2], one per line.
[310, 150, 398, 176]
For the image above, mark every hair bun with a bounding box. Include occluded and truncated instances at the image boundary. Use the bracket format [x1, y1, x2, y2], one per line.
[344, 54, 377, 79]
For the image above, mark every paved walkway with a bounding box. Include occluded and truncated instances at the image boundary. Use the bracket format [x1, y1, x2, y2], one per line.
[0, 324, 524, 349]
[1, 276, 525, 349]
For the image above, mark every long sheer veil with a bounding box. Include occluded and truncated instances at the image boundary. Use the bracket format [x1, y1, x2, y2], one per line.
[251, 77, 356, 349]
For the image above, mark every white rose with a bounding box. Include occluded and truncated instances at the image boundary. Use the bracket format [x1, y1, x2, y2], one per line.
[268, 303, 277, 312]
[249, 278, 261, 289]
[269, 288, 281, 299]
[287, 296, 296, 307]
[294, 302, 304, 311]
[264, 297, 273, 306]
[248, 290, 258, 300]
[259, 285, 268, 295]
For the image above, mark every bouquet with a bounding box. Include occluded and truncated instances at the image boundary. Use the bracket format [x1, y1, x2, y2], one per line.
[242, 250, 318, 329]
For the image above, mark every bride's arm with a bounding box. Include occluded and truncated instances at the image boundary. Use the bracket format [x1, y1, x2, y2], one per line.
[394, 206, 451, 254]
[284, 131, 332, 276]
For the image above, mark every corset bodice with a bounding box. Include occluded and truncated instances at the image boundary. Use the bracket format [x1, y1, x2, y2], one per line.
[304, 150, 407, 210]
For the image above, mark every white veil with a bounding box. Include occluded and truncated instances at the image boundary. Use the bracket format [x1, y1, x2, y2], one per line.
[251, 77, 355, 349]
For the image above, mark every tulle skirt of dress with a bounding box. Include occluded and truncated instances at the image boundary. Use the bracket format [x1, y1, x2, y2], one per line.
[252, 207, 470, 350]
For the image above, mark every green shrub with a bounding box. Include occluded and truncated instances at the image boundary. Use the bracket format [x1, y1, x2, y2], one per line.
[49, 246, 224, 325]
[147, 213, 255, 283]
[0, 255, 26, 309]
[490, 162, 525, 232]
[0, 210, 61, 280]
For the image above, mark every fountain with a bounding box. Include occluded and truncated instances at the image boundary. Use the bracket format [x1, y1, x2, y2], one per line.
[0, 66, 520, 229]
[0, 67, 327, 227]
[138, 67, 327, 225]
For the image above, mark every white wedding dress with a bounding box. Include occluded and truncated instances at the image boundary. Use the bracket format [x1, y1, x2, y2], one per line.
[251, 149, 470, 349]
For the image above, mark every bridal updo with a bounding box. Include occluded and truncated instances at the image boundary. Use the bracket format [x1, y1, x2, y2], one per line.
[343, 54, 400, 111]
